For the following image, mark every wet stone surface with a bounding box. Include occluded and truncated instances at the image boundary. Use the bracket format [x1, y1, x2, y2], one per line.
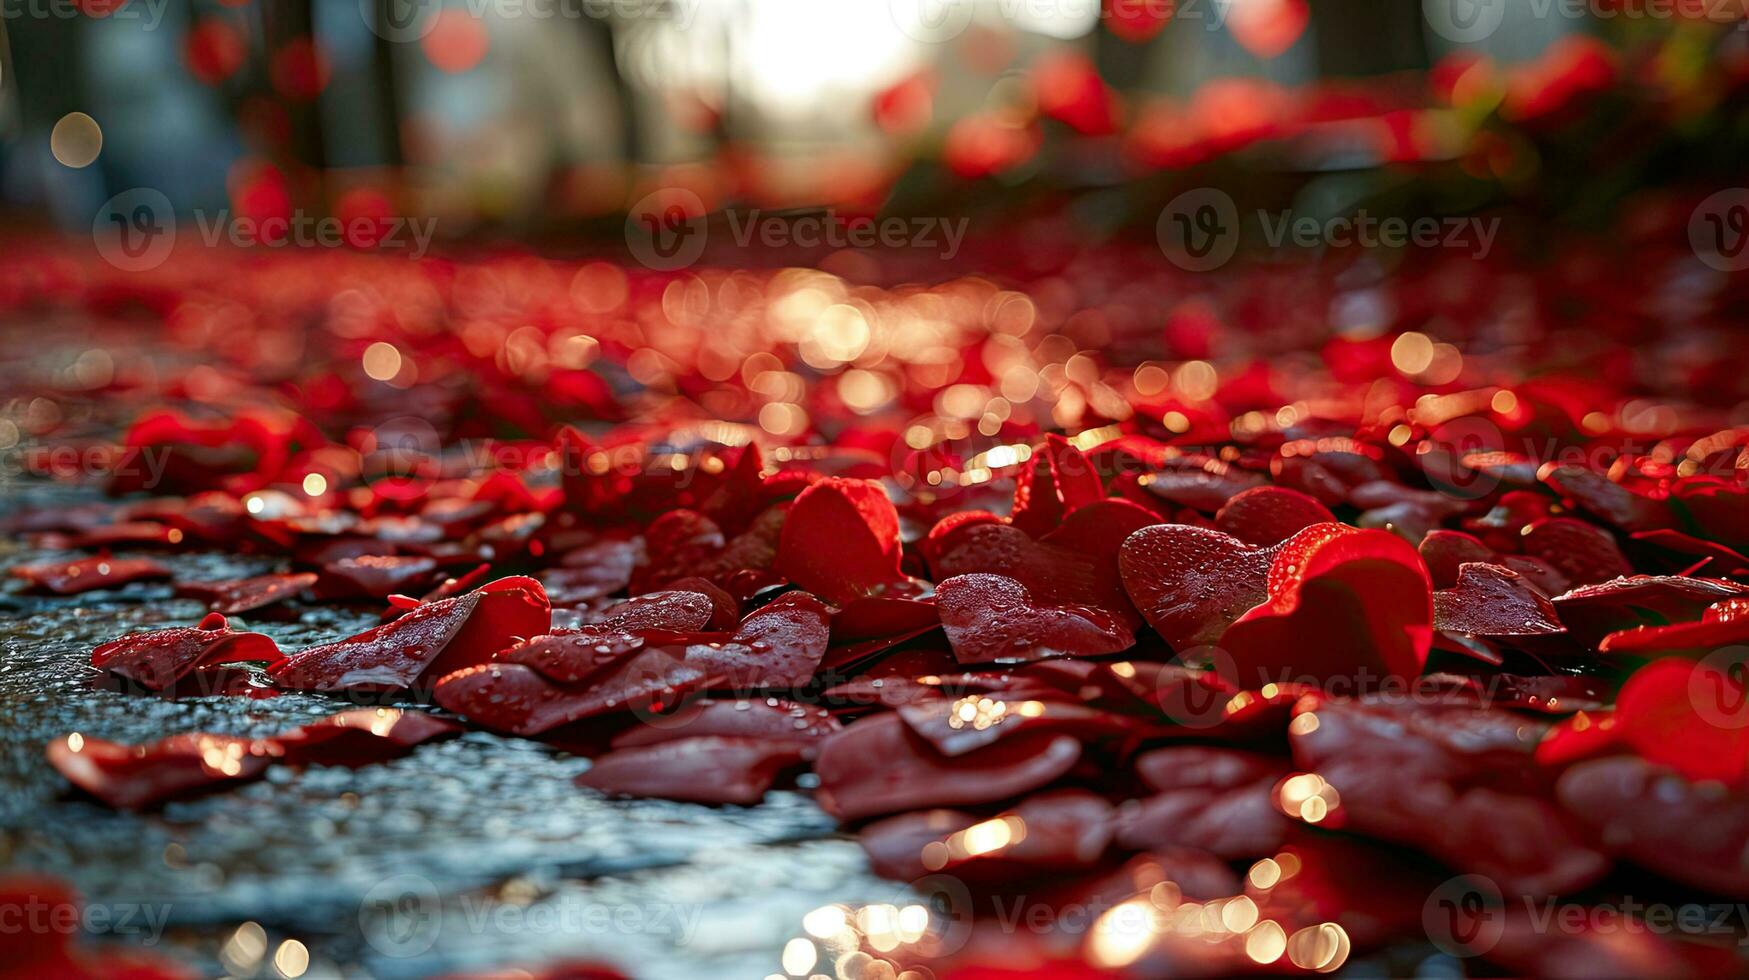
[0, 486, 891, 979]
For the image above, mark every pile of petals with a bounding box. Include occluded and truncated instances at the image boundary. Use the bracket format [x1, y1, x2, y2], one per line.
[10, 233, 1749, 976]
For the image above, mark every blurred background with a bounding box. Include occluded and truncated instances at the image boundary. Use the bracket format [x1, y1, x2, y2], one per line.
[4, 0, 1748, 250]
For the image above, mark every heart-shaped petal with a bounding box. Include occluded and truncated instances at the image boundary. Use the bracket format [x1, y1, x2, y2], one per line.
[1219, 524, 1433, 684]
[1214, 485, 1336, 547]
[1119, 524, 1276, 650]
[1009, 434, 1106, 537]
[773, 477, 912, 605]
[1433, 563, 1565, 639]
[681, 591, 831, 690]
[936, 573, 1134, 665]
[432, 651, 708, 736]
[813, 711, 1081, 822]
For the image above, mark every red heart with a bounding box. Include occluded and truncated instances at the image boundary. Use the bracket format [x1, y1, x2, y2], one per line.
[432, 649, 708, 736]
[1220, 524, 1433, 684]
[935, 573, 1134, 665]
[1008, 434, 1105, 538]
[813, 711, 1081, 822]
[932, 499, 1154, 638]
[1214, 485, 1335, 546]
[1119, 523, 1278, 650]
[774, 477, 914, 605]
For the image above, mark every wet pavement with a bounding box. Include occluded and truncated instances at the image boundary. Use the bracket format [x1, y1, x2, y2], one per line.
[1, 486, 892, 979]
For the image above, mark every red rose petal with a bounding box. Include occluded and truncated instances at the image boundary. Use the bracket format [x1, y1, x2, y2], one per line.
[314, 554, 440, 601]
[574, 736, 805, 806]
[610, 697, 839, 754]
[1288, 694, 1608, 895]
[1557, 756, 1749, 897]
[1540, 462, 1675, 532]
[813, 711, 1081, 822]
[1115, 747, 1290, 859]
[46, 732, 272, 810]
[896, 689, 1131, 756]
[1433, 562, 1565, 639]
[176, 572, 316, 614]
[859, 789, 1113, 883]
[1609, 656, 1749, 786]
[1009, 434, 1105, 538]
[1630, 528, 1749, 576]
[272, 576, 550, 694]
[267, 708, 462, 767]
[12, 556, 171, 595]
[774, 477, 914, 605]
[1219, 524, 1433, 685]
[1418, 529, 1497, 589]
[1520, 516, 1633, 587]
[432, 651, 707, 736]
[933, 500, 1153, 639]
[1119, 523, 1276, 650]
[1598, 596, 1749, 656]
[91, 612, 283, 693]
[936, 573, 1134, 665]
[541, 539, 638, 605]
[681, 591, 831, 690]
[1552, 574, 1748, 646]
[584, 589, 722, 633]
[1213, 485, 1336, 547]
[1672, 477, 1749, 551]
